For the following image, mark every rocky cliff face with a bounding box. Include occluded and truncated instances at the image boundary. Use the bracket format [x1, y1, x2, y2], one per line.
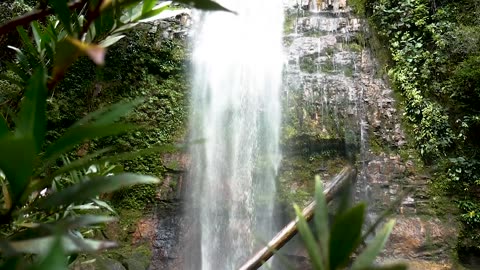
[147, 1, 458, 269]
[280, 0, 457, 268]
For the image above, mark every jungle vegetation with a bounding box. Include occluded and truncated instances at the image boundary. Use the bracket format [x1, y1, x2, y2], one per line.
[351, 0, 480, 257]
[0, 0, 228, 268]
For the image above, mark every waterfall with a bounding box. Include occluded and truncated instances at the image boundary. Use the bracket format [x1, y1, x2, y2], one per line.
[187, 1, 284, 269]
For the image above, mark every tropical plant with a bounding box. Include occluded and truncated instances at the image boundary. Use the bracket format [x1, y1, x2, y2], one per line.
[294, 177, 407, 270]
[0, 0, 230, 268]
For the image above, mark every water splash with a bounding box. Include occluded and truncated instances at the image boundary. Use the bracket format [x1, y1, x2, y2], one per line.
[187, 1, 284, 269]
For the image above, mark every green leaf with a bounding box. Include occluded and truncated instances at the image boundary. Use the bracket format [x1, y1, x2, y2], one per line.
[50, 144, 176, 178]
[294, 204, 324, 270]
[314, 176, 329, 269]
[0, 137, 36, 203]
[52, 38, 82, 83]
[352, 220, 396, 270]
[4, 61, 29, 83]
[6, 235, 116, 254]
[92, 199, 117, 214]
[31, 22, 43, 52]
[43, 123, 138, 163]
[17, 26, 37, 57]
[138, 4, 172, 22]
[15, 67, 48, 152]
[57, 215, 117, 230]
[36, 173, 159, 209]
[173, 0, 236, 13]
[142, 0, 157, 14]
[73, 98, 144, 127]
[329, 203, 365, 270]
[0, 116, 8, 137]
[86, 22, 97, 43]
[336, 184, 353, 216]
[49, 0, 72, 34]
[30, 236, 67, 270]
[48, 148, 111, 177]
[112, 22, 139, 34]
[99, 34, 126, 47]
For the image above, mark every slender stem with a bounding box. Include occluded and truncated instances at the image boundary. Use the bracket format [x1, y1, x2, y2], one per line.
[80, 0, 104, 40]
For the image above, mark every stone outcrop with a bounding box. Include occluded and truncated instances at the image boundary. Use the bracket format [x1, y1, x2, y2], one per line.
[281, 0, 457, 268]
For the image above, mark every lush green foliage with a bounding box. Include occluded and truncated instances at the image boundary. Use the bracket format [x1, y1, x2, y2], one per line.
[295, 177, 406, 270]
[48, 28, 189, 209]
[0, 0, 229, 268]
[364, 0, 480, 252]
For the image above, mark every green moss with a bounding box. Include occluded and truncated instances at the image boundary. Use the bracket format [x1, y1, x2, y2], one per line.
[74, 208, 153, 269]
[347, 43, 363, 53]
[299, 56, 318, 73]
[41, 25, 188, 209]
[278, 143, 348, 209]
[321, 60, 335, 73]
[343, 66, 354, 77]
[284, 11, 297, 34]
[347, 0, 367, 16]
[112, 184, 158, 209]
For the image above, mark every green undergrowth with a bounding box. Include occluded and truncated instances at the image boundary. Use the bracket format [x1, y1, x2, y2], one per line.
[72, 208, 153, 269]
[45, 26, 189, 209]
[358, 0, 480, 257]
[278, 143, 348, 211]
[0, 22, 188, 210]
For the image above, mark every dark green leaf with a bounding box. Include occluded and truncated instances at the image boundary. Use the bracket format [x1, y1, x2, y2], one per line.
[0, 258, 23, 269]
[337, 184, 354, 216]
[314, 176, 329, 269]
[352, 220, 396, 270]
[92, 199, 117, 214]
[8, 235, 116, 254]
[52, 38, 82, 80]
[31, 22, 43, 52]
[49, 0, 72, 34]
[0, 137, 36, 203]
[17, 26, 37, 57]
[4, 62, 29, 83]
[57, 215, 117, 230]
[15, 67, 47, 152]
[94, 8, 116, 37]
[51, 144, 176, 178]
[73, 98, 144, 127]
[173, 0, 236, 13]
[294, 204, 324, 270]
[0, 116, 8, 137]
[43, 123, 138, 163]
[329, 203, 365, 270]
[36, 173, 159, 209]
[112, 22, 139, 34]
[31, 236, 67, 270]
[48, 148, 112, 177]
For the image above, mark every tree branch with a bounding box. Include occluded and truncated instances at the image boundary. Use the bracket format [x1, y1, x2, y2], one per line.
[239, 166, 356, 270]
[0, 0, 86, 36]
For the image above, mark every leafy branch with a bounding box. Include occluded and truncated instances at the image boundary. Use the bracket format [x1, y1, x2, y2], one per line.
[0, 0, 86, 35]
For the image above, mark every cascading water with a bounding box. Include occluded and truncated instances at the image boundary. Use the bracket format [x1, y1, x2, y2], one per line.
[187, 1, 284, 269]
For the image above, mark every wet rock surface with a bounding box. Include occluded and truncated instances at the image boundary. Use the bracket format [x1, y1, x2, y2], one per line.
[149, 151, 189, 270]
[281, 0, 457, 268]
[142, 1, 457, 269]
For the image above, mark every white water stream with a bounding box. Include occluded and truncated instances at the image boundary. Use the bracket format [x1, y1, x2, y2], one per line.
[188, 1, 284, 269]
